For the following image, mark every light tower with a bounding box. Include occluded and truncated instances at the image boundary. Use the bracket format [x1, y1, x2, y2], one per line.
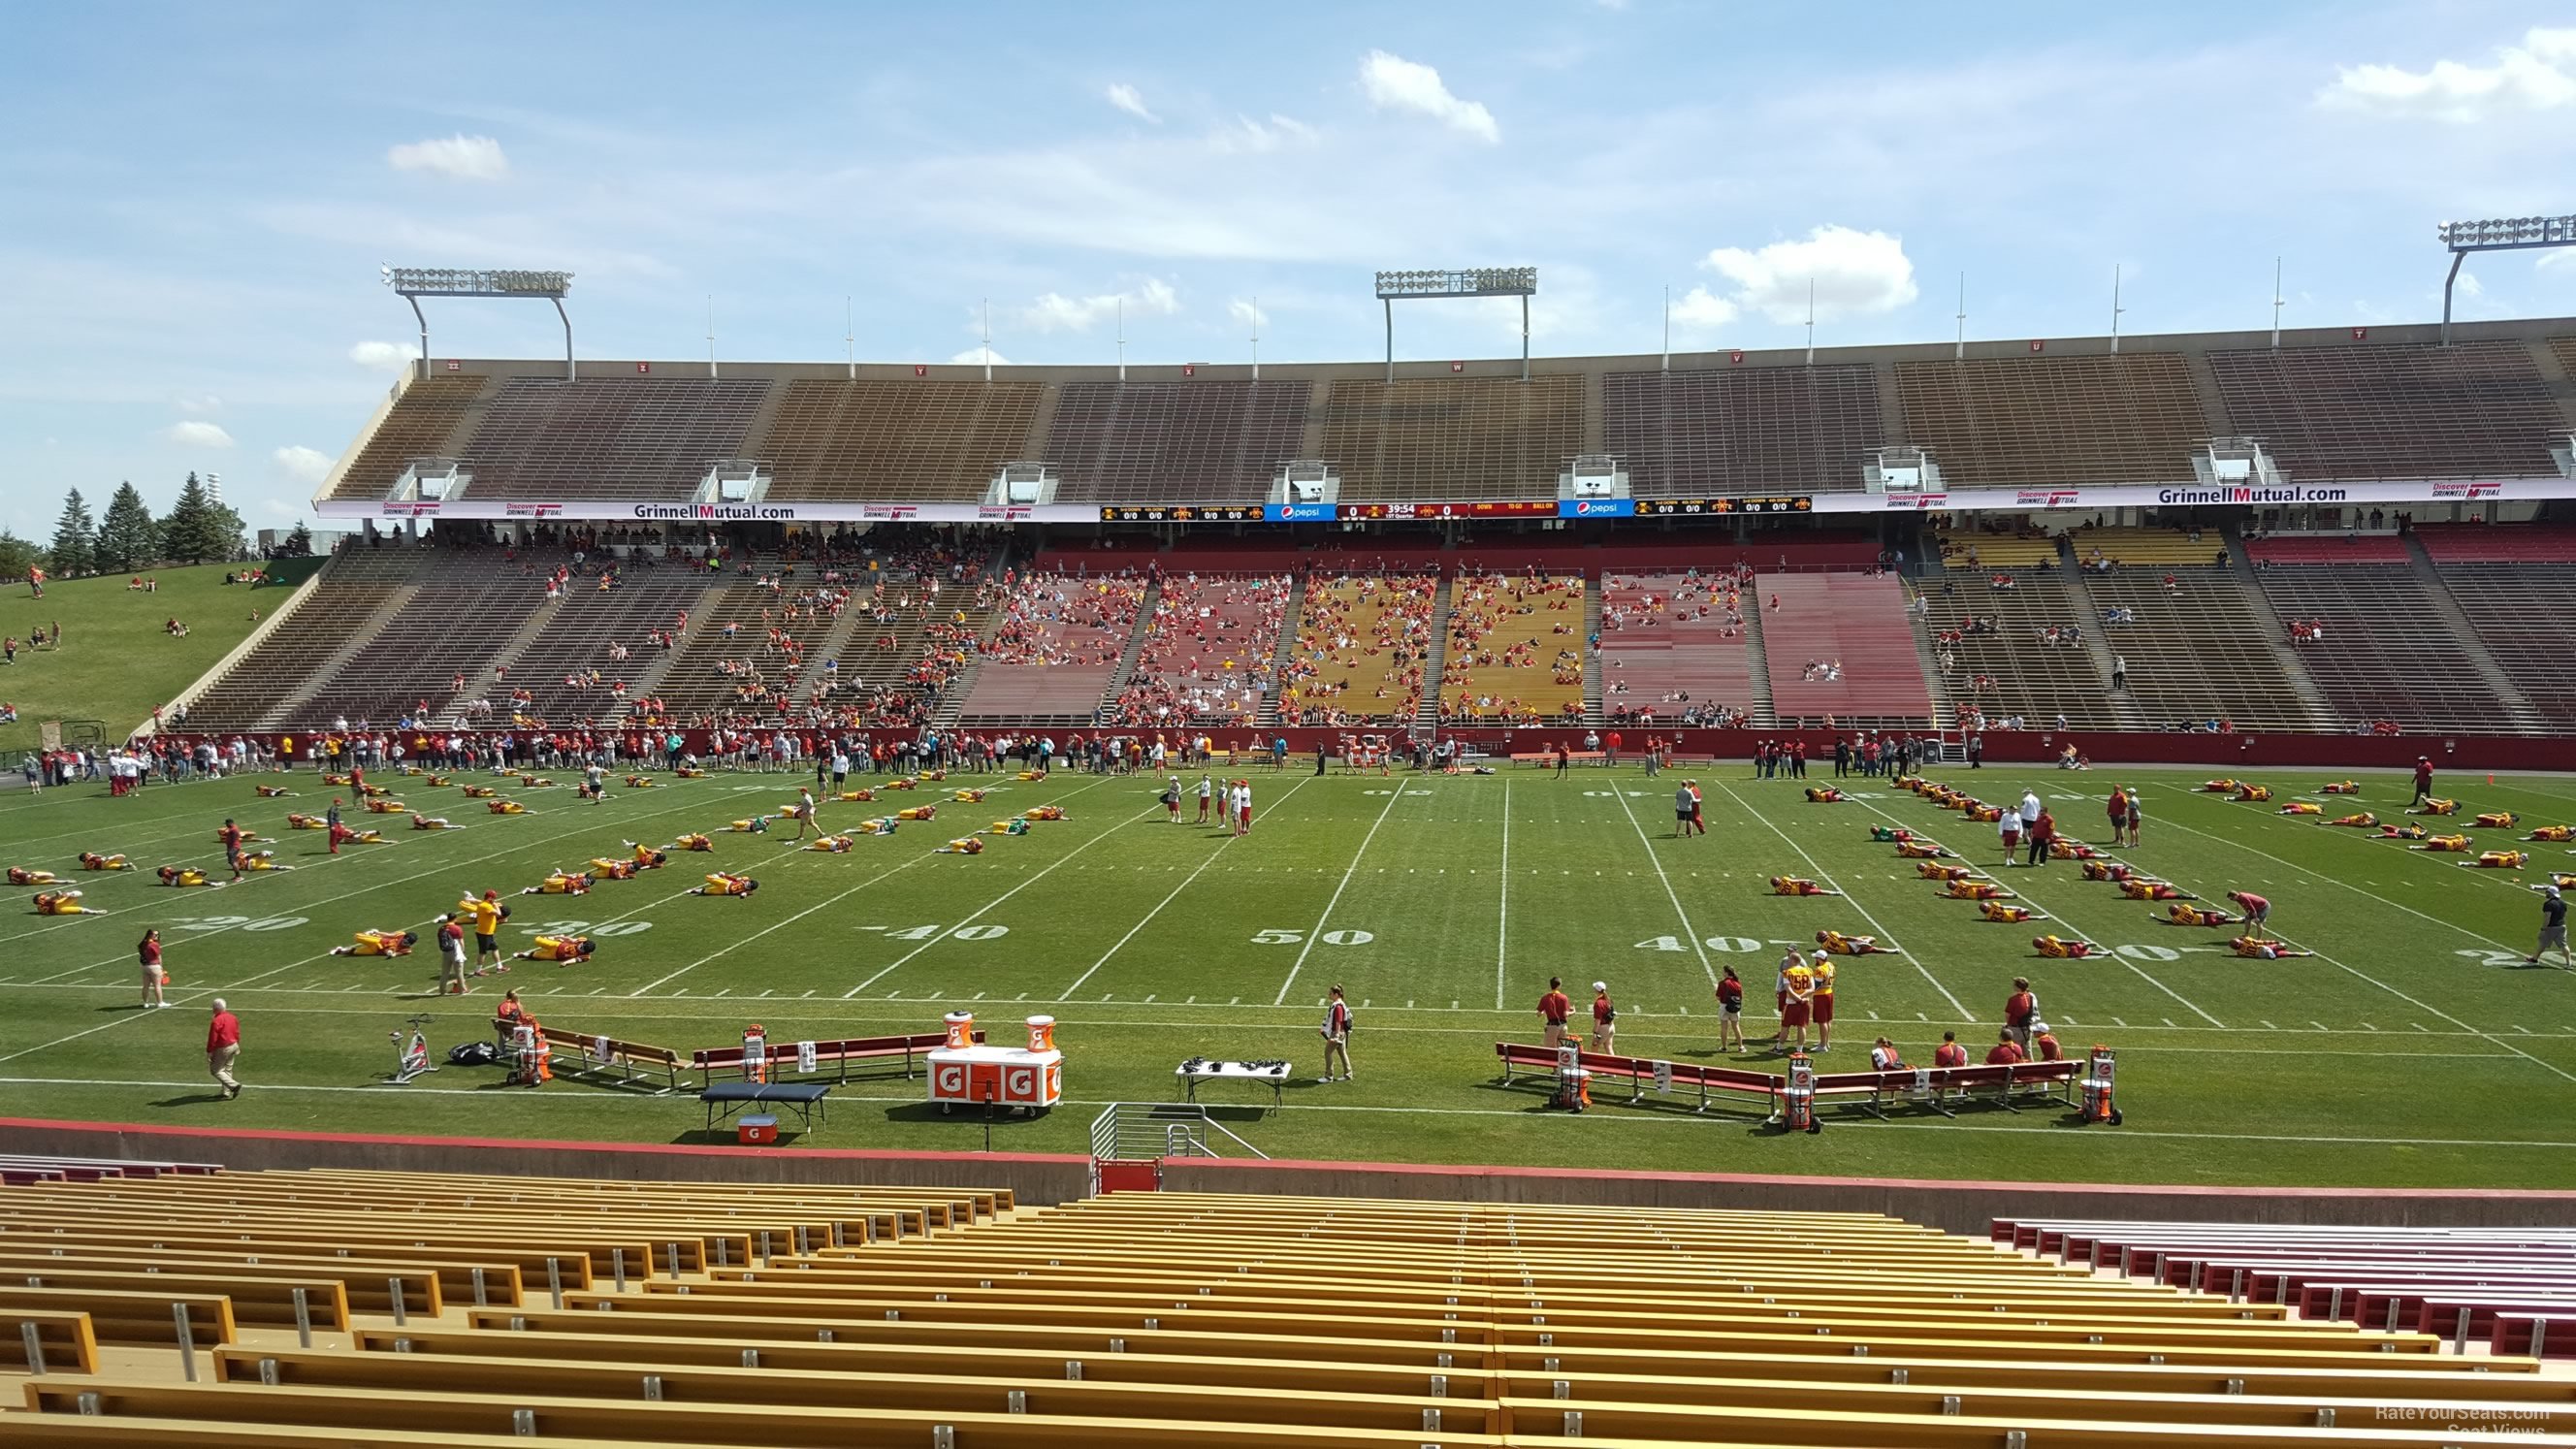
[380, 266, 576, 380]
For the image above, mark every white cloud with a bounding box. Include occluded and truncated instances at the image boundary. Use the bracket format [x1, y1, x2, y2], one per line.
[163, 420, 234, 449]
[387, 133, 511, 180]
[1105, 83, 1159, 123]
[348, 339, 422, 372]
[2320, 27, 2576, 122]
[176, 394, 221, 415]
[273, 445, 335, 484]
[1668, 286, 1739, 335]
[1015, 276, 1180, 334]
[1358, 50, 1499, 143]
[2540, 250, 2576, 274]
[1208, 113, 1318, 154]
[950, 347, 1012, 366]
[1228, 298, 1269, 332]
[1698, 224, 1919, 325]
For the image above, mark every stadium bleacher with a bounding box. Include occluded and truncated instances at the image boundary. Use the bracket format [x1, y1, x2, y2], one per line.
[1759, 572, 1934, 728]
[1597, 570, 1755, 727]
[2206, 340, 2567, 480]
[1111, 573, 1291, 726]
[952, 569, 1148, 724]
[447, 377, 774, 501]
[756, 379, 1047, 503]
[1922, 574, 2120, 730]
[1046, 381, 1310, 503]
[1314, 375, 1584, 501]
[1437, 571, 1587, 724]
[1603, 363, 1884, 495]
[2081, 567, 2321, 732]
[322, 373, 490, 500]
[7, 1168, 2572, 1446]
[2258, 564, 2520, 734]
[1280, 573, 1437, 725]
[1894, 353, 2212, 486]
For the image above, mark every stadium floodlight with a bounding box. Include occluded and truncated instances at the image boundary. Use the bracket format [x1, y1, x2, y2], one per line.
[1371, 266, 1539, 381]
[381, 264, 578, 381]
[2434, 214, 2576, 345]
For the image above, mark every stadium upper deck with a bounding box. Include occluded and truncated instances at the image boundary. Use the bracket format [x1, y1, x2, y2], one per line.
[316, 315, 2576, 523]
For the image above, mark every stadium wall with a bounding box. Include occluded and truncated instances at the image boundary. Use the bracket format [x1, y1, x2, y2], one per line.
[6, 1118, 2568, 1233]
[151, 726, 2576, 772]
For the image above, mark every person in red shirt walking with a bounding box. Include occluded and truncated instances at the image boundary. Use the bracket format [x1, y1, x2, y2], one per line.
[1536, 977, 1572, 1049]
[1714, 966, 1745, 1053]
[138, 928, 167, 1010]
[218, 819, 247, 882]
[1589, 981, 1617, 1052]
[206, 998, 242, 1099]
[1319, 984, 1353, 1081]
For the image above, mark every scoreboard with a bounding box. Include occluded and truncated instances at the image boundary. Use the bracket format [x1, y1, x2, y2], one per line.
[1097, 504, 1265, 523]
[1334, 499, 1557, 521]
[1634, 495, 1813, 517]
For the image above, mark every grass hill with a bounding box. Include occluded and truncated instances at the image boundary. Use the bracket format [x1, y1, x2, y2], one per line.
[0, 558, 324, 755]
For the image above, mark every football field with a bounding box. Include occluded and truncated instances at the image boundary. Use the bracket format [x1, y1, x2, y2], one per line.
[3, 758, 2572, 1188]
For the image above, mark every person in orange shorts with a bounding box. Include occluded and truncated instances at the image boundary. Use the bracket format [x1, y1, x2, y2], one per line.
[1769, 876, 1840, 896]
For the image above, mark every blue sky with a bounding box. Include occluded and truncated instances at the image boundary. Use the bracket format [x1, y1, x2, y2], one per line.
[4, 2, 2573, 538]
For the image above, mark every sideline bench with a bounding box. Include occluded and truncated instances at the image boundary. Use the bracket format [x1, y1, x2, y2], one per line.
[1494, 1042, 2081, 1120]
[700, 1081, 828, 1136]
[694, 1030, 981, 1084]
[531, 1025, 690, 1091]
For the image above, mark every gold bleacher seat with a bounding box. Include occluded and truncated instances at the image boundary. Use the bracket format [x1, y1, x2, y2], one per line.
[1895, 354, 2211, 486]
[1317, 376, 1583, 502]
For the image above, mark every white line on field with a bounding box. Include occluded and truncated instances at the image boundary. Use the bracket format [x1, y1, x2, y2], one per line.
[1272, 777, 1415, 1006]
[1713, 780, 1963, 1017]
[1609, 777, 1716, 990]
[1058, 774, 1315, 1002]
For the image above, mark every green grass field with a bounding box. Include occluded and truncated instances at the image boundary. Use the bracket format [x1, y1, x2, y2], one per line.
[0, 561, 321, 755]
[2, 759, 2572, 1187]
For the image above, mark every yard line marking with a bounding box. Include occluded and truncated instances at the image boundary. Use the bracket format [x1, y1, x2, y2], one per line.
[1608, 781, 1715, 990]
[854, 793, 1162, 1000]
[1714, 781, 1961, 1015]
[1058, 775, 1315, 1002]
[1272, 777, 1417, 1006]
[1840, 793, 2226, 1029]
[1496, 777, 1511, 1010]
[630, 775, 1123, 1000]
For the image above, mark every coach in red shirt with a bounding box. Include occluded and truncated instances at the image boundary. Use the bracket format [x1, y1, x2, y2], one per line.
[1536, 978, 1571, 1049]
[1984, 1029, 2026, 1066]
[206, 998, 242, 1100]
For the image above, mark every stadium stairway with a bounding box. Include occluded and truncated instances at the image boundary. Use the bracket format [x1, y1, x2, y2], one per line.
[1094, 575, 1167, 721]
[1582, 584, 1605, 724]
[425, 589, 577, 724]
[2049, 546, 2151, 729]
[2218, 529, 2393, 731]
[2405, 531, 2545, 732]
[1412, 573, 1457, 729]
[1254, 571, 1310, 728]
[1740, 594, 1780, 725]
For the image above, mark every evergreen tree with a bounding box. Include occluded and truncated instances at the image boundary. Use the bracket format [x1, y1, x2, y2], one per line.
[94, 480, 162, 572]
[0, 529, 40, 581]
[47, 488, 95, 576]
[283, 521, 313, 557]
[159, 470, 242, 564]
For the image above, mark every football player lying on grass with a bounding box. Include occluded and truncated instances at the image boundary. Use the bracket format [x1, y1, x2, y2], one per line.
[2409, 797, 2460, 816]
[1980, 900, 2038, 923]
[524, 871, 593, 895]
[32, 890, 95, 915]
[2158, 902, 2240, 927]
[586, 857, 644, 880]
[1814, 929, 1895, 956]
[836, 788, 876, 802]
[1769, 876, 1840, 896]
[79, 853, 129, 871]
[2081, 859, 2136, 882]
[411, 814, 459, 830]
[2326, 812, 2377, 828]
[2378, 823, 2429, 840]
[515, 934, 596, 964]
[154, 865, 216, 887]
[2474, 812, 2519, 829]
[935, 836, 986, 854]
[1895, 840, 1949, 858]
[1022, 805, 1066, 821]
[238, 851, 290, 872]
[673, 833, 714, 852]
[486, 799, 529, 816]
[2232, 936, 2312, 959]
[988, 819, 1030, 836]
[804, 834, 855, 853]
[254, 784, 295, 798]
[332, 928, 418, 956]
[1945, 879, 2013, 901]
[725, 816, 770, 833]
[2278, 802, 2322, 817]
[622, 775, 659, 789]
[2048, 838, 2103, 860]
[2031, 934, 2103, 957]
[461, 785, 499, 798]
[2319, 780, 2359, 794]
[2524, 824, 2574, 842]
[2464, 850, 2528, 870]
[2200, 779, 2238, 793]
[693, 872, 758, 897]
[1803, 787, 1845, 803]
[1868, 825, 1913, 842]
[7, 866, 59, 886]
[1918, 861, 1974, 882]
[2234, 784, 2270, 802]
[2118, 878, 2193, 900]
[2414, 834, 2472, 853]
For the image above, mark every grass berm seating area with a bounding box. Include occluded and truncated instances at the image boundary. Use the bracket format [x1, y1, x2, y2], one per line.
[5, 1169, 2574, 1445]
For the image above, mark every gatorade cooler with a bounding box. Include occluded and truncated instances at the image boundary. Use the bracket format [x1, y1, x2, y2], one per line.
[1781, 1052, 1819, 1133]
[742, 1024, 770, 1084]
[1555, 1067, 1592, 1112]
[1026, 1014, 1056, 1052]
[737, 1113, 779, 1146]
[2080, 1046, 2121, 1125]
[945, 1011, 975, 1049]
